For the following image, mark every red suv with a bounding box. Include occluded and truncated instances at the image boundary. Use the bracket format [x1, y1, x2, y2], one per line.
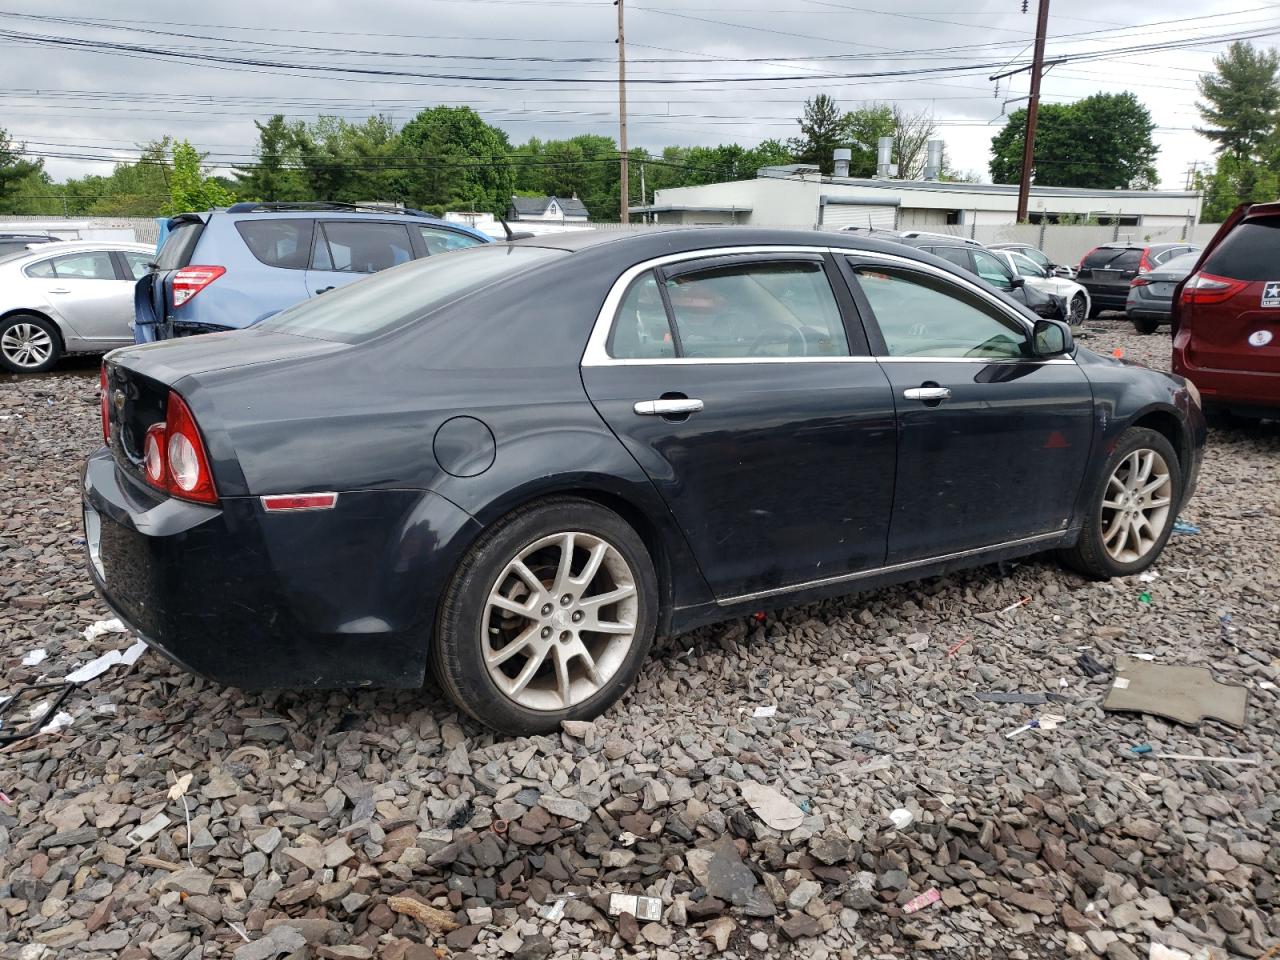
[1172, 202, 1280, 416]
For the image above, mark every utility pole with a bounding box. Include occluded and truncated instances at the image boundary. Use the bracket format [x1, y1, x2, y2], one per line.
[639, 162, 647, 221]
[1015, 0, 1051, 222]
[616, 0, 630, 224]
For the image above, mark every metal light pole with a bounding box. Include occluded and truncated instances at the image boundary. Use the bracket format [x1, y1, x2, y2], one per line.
[616, 0, 630, 224]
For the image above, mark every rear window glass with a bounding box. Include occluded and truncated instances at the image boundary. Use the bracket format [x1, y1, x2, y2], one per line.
[1082, 247, 1140, 269]
[1202, 218, 1280, 281]
[156, 220, 204, 270]
[257, 245, 566, 342]
[234, 219, 312, 269]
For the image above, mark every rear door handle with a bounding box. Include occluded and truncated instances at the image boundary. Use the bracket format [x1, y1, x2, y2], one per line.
[903, 387, 951, 402]
[315, 286, 335, 295]
[48, 287, 71, 294]
[633, 398, 704, 416]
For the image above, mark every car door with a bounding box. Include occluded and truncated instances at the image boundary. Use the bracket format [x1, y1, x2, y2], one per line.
[27, 250, 135, 345]
[839, 256, 1094, 563]
[306, 220, 416, 296]
[581, 251, 898, 602]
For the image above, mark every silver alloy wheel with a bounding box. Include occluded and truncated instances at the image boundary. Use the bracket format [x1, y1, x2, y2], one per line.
[1, 322, 54, 369]
[1100, 448, 1173, 563]
[482, 531, 638, 711]
[1069, 295, 1086, 325]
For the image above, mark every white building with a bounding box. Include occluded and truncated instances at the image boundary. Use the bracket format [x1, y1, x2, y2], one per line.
[630, 164, 1203, 231]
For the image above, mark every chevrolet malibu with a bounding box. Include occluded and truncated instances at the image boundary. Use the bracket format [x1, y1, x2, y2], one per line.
[84, 229, 1205, 734]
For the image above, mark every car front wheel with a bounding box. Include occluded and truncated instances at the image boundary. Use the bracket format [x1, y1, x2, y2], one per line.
[1059, 427, 1181, 579]
[1132, 316, 1161, 335]
[433, 497, 658, 735]
[0, 314, 61, 374]
[1068, 294, 1087, 327]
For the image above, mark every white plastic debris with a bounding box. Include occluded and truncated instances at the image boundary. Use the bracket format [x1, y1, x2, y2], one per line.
[888, 808, 914, 830]
[82, 618, 128, 641]
[739, 781, 805, 831]
[1138, 571, 1160, 583]
[127, 812, 172, 846]
[21, 648, 47, 666]
[1149, 944, 1193, 960]
[617, 831, 639, 847]
[752, 704, 777, 718]
[608, 893, 662, 921]
[39, 711, 73, 735]
[167, 773, 194, 801]
[1058, 677, 1069, 689]
[64, 639, 147, 683]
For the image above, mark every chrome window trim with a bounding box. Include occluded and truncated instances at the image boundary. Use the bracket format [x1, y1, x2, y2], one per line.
[716, 530, 1065, 606]
[581, 245, 1077, 367]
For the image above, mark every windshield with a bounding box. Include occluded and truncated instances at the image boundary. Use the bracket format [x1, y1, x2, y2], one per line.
[257, 244, 566, 342]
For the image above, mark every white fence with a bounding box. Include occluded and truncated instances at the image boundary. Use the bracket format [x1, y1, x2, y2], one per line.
[1, 216, 1224, 270]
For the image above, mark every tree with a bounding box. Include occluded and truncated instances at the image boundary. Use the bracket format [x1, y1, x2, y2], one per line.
[989, 92, 1159, 190]
[791, 95, 853, 173]
[1196, 152, 1280, 222]
[892, 106, 937, 180]
[398, 106, 513, 215]
[0, 128, 43, 214]
[1197, 42, 1280, 162]
[234, 115, 307, 202]
[844, 105, 895, 177]
[165, 139, 235, 214]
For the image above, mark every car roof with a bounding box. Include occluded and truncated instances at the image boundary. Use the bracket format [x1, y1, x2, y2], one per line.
[9, 240, 154, 257]
[510, 226, 922, 255]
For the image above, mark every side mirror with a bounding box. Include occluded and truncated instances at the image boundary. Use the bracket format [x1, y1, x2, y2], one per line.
[1032, 317, 1073, 356]
[1010, 275, 1026, 289]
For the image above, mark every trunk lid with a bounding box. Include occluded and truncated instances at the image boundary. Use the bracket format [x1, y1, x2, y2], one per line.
[136, 214, 207, 341]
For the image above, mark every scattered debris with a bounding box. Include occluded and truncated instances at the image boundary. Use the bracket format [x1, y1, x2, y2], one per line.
[944, 635, 972, 657]
[739, 780, 805, 831]
[1138, 570, 1160, 583]
[975, 691, 1048, 705]
[1077, 652, 1110, 678]
[127, 812, 172, 847]
[64, 639, 147, 683]
[888, 808, 914, 830]
[1005, 714, 1067, 738]
[82, 617, 128, 641]
[997, 596, 1032, 614]
[1103, 655, 1249, 728]
[1151, 752, 1260, 766]
[903, 888, 941, 914]
[0, 681, 74, 745]
[617, 830, 638, 846]
[608, 893, 662, 921]
[752, 704, 777, 718]
[1171, 520, 1200, 535]
[20, 648, 46, 666]
[1130, 744, 1153, 755]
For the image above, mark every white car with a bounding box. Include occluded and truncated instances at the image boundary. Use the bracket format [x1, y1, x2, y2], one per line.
[987, 248, 1091, 328]
[0, 240, 155, 373]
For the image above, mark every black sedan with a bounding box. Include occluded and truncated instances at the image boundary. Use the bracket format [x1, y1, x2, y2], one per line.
[84, 229, 1205, 734]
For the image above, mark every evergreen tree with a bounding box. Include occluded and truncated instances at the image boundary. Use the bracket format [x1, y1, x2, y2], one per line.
[1197, 42, 1280, 162]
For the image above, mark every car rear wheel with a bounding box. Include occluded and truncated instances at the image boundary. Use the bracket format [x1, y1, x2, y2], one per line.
[1132, 316, 1161, 335]
[1087, 304, 1102, 320]
[1059, 427, 1181, 580]
[0, 314, 60, 374]
[433, 497, 658, 735]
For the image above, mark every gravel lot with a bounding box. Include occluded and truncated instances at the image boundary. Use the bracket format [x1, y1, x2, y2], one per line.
[1, 320, 1277, 960]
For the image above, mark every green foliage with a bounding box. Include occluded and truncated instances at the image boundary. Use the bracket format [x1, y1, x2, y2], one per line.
[0, 128, 44, 214]
[165, 140, 235, 214]
[398, 106, 513, 215]
[790, 94, 850, 173]
[989, 92, 1159, 193]
[1197, 42, 1280, 161]
[1196, 153, 1280, 222]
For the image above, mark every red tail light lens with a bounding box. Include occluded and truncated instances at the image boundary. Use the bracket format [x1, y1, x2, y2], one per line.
[1130, 276, 1151, 287]
[172, 265, 225, 307]
[1180, 272, 1249, 306]
[1138, 250, 1154, 273]
[99, 363, 110, 444]
[139, 391, 218, 504]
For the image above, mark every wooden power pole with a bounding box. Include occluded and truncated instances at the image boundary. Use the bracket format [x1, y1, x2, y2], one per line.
[616, 0, 630, 224]
[1015, 0, 1051, 222]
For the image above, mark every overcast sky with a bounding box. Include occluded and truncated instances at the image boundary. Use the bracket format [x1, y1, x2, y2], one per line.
[0, 0, 1272, 192]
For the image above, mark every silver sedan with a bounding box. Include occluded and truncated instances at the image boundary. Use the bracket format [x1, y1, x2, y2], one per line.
[0, 240, 156, 373]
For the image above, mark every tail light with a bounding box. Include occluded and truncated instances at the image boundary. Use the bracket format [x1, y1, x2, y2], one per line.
[1180, 272, 1249, 306]
[99, 363, 110, 444]
[1138, 250, 1155, 273]
[140, 390, 218, 504]
[172, 265, 225, 308]
[1130, 276, 1151, 287]
[1078, 248, 1098, 272]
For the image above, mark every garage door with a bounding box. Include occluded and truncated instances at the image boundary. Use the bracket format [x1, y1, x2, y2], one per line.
[823, 203, 898, 230]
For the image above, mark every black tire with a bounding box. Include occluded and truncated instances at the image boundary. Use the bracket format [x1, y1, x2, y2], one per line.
[432, 497, 658, 736]
[1059, 427, 1182, 580]
[0, 313, 61, 374]
[1087, 305, 1102, 320]
[1132, 316, 1161, 335]
[1068, 294, 1087, 328]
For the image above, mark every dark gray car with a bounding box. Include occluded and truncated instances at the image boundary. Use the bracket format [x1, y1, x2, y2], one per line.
[1125, 252, 1200, 334]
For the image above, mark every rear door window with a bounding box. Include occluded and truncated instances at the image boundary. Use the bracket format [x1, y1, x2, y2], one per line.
[234, 219, 313, 269]
[28, 251, 117, 280]
[930, 247, 972, 270]
[661, 260, 850, 359]
[972, 249, 1014, 290]
[121, 251, 154, 279]
[314, 221, 414, 273]
[1202, 218, 1280, 281]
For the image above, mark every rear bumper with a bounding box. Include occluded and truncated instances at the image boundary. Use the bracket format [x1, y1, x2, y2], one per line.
[1173, 339, 1280, 410]
[81, 448, 482, 688]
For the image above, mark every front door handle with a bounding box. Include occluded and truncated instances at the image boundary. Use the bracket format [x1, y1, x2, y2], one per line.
[903, 386, 951, 402]
[633, 398, 704, 416]
[48, 287, 71, 294]
[315, 286, 335, 295]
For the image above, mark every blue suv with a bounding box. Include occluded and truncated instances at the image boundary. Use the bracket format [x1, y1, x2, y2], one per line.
[135, 202, 492, 341]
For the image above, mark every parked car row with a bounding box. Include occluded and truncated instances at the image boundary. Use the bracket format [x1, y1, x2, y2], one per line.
[84, 226, 1206, 733]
